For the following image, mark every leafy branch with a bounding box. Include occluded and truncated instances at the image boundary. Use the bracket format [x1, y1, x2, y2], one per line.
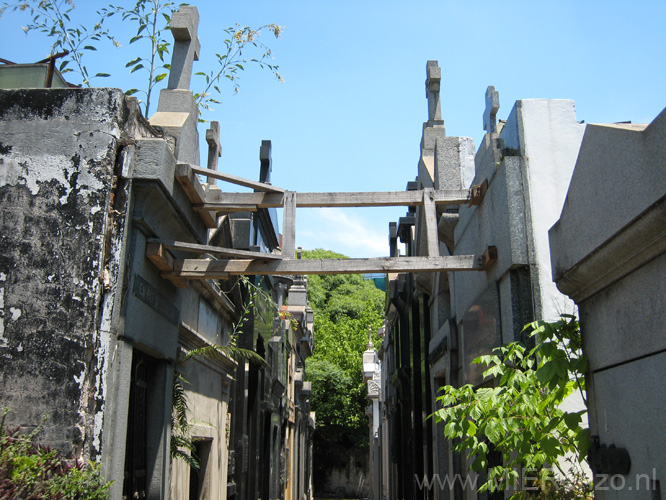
[101, 0, 174, 116]
[0, 408, 112, 498]
[2, 0, 118, 86]
[2, 1, 284, 118]
[434, 315, 591, 498]
[194, 23, 283, 116]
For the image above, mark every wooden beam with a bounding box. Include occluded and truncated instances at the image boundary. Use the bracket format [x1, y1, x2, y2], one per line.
[164, 255, 485, 278]
[175, 164, 217, 228]
[468, 179, 488, 206]
[423, 188, 440, 257]
[186, 164, 285, 193]
[147, 239, 284, 261]
[145, 242, 190, 288]
[282, 191, 296, 259]
[202, 189, 472, 210]
[483, 246, 498, 270]
[193, 204, 258, 215]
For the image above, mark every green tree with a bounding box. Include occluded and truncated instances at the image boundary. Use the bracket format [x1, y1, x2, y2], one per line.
[434, 315, 592, 498]
[302, 249, 385, 488]
[303, 249, 384, 390]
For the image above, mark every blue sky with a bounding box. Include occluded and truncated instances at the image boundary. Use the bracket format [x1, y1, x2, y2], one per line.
[2, 0, 665, 257]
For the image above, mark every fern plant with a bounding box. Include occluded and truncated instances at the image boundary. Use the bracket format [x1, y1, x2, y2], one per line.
[169, 275, 272, 469]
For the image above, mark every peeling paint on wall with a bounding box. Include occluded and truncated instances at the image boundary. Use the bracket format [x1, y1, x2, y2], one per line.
[0, 88, 131, 458]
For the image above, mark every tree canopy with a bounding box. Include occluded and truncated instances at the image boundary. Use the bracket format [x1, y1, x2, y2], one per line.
[303, 249, 384, 486]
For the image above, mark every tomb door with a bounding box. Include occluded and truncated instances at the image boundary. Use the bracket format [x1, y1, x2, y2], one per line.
[123, 350, 154, 500]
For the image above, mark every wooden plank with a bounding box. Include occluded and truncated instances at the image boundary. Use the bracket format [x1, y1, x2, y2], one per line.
[165, 255, 485, 278]
[175, 164, 217, 228]
[147, 238, 284, 261]
[202, 189, 472, 210]
[187, 164, 285, 193]
[202, 192, 283, 209]
[282, 191, 296, 259]
[145, 242, 190, 288]
[468, 179, 488, 206]
[175, 164, 205, 204]
[193, 203, 259, 214]
[423, 188, 440, 257]
[483, 246, 498, 270]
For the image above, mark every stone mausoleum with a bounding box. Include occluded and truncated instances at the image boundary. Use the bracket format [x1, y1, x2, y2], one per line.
[367, 61, 665, 500]
[0, 6, 314, 500]
[0, 4, 664, 499]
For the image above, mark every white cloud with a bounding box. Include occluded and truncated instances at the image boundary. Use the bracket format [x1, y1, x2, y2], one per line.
[295, 207, 398, 258]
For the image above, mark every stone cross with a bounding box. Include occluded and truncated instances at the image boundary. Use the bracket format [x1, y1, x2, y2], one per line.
[260, 140, 272, 185]
[167, 6, 201, 90]
[425, 60, 443, 123]
[483, 86, 500, 134]
[205, 121, 220, 183]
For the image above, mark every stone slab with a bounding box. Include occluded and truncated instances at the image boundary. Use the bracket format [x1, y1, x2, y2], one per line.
[580, 250, 666, 372]
[589, 350, 666, 499]
[133, 138, 177, 194]
[550, 107, 666, 284]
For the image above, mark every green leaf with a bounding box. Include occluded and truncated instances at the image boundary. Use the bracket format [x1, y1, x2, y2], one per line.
[95, 73, 110, 77]
[125, 57, 142, 67]
[155, 73, 167, 82]
[83, 45, 97, 51]
[539, 436, 560, 459]
[130, 64, 145, 73]
[563, 411, 583, 431]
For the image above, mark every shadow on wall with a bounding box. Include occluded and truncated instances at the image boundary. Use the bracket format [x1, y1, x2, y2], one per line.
[313, 446, 369, 499]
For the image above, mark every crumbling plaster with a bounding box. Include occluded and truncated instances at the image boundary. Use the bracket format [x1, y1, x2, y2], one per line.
[0, 88, 153, 459]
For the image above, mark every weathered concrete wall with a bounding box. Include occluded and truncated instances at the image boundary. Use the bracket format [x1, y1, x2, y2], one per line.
[169, 340, 235, 500]
[549, 108, 666, 499]
[450, 99, 585, 387]
[0, 88, 139, 458]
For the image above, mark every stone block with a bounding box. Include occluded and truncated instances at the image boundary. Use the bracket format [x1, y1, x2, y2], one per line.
[435, 136, 476, 191]
[150, 89, 200, 165]
[580, 251, 666, 372]
[133, 138, 176, 194]
[459, 286, 500, 386]
[230, 216, 252, 250]
[550, 107, 666, 285]
[452, 155, 529, 319]
[588, 350, 666, 499]
[123, 232, 181, 361]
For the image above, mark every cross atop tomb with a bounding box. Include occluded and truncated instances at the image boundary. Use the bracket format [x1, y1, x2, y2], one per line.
[167, 6, 201, 90]
[425, 60, 443, 124]
[260, 140, 272, 185]
[483, 86, 500, 134]
[205, 121, 221, 183]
